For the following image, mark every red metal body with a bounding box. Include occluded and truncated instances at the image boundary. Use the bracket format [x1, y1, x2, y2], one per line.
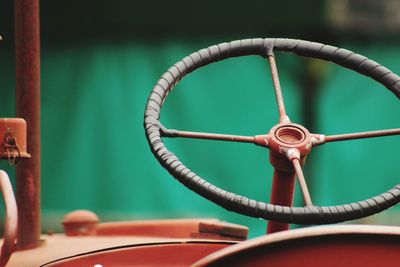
[45, 242, 230, 267]
[193, 225, 400, 267]
[6, 222, 241, 266]
[14, 0, 41, 249]
[0, 119, 30, 160]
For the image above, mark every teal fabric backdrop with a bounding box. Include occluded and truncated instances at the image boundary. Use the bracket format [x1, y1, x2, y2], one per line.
[0, 40, 399, 237]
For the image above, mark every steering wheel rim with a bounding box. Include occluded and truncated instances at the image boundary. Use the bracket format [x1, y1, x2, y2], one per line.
[144, 38, 400, 224]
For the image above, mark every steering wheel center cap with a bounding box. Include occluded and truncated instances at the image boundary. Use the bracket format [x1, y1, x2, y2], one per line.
[276, 125, 306, 144]
[268, 123, 312, 156]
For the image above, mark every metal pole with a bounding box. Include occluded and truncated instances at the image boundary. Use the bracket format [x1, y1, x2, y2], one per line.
[14, 0, 41, 248]
[267, 168, 295, 234]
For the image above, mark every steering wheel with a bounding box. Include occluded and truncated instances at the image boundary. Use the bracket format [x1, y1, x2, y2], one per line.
[144, 38, 400, 225]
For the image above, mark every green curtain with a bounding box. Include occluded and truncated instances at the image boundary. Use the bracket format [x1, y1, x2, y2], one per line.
[1, 40, 399, 237]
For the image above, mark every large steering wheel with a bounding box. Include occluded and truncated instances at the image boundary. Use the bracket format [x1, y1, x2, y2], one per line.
[144, 38, 400, 225]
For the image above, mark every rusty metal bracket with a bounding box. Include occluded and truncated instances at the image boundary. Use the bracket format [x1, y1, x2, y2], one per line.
[2, 130, 21, 166]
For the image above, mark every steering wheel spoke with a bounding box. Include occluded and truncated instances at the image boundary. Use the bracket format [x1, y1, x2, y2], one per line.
[292, 158, 313, 207]
[267, 54, 290, 123]
[312, 128, 400, 147]
[160, 126, 269, 147]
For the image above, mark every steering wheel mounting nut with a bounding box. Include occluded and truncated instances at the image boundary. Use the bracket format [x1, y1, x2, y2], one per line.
[267, 123, 312, 171]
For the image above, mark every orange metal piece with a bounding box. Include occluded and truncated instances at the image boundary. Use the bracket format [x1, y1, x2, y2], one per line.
[96, 219, 248, 241]
[62, 210, 248, 241]
[63, 210, 100, 236]
[0, 118, 30, 159]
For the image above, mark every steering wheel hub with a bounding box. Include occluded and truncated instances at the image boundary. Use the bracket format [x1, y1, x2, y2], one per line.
[268, 123, 312, 156]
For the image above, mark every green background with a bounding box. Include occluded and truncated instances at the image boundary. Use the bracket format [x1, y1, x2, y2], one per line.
[0, 1, 399, 238]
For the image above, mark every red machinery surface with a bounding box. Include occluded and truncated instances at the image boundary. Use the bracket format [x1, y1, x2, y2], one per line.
[193, 225, 400, 267]
[1, 0, 399, 266]
[6, 218, 245, 266]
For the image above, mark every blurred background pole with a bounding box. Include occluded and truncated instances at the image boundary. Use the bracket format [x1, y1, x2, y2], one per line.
[14, 0, 41, 248]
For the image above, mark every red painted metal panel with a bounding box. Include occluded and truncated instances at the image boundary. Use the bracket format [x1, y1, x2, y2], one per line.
[194, 225, 400, 267]
[44, 243, 230, 267]
[95, 219, 247, 241]
[196, 236, 400, 267]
